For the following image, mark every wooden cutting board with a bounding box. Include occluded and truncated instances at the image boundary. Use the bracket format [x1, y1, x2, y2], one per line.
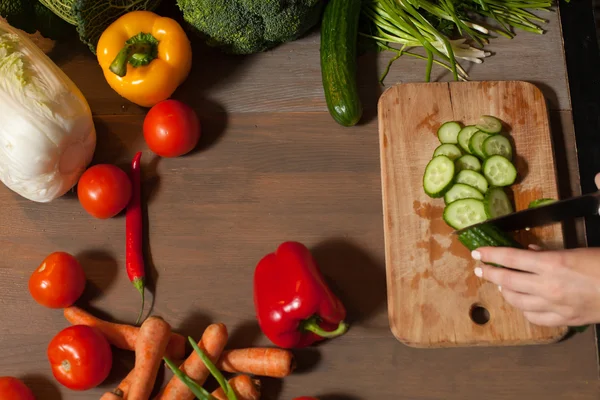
[378, 81, 569, 348]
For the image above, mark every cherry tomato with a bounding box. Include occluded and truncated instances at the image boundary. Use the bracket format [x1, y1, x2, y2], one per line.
[47, 325, 112, 391]
[0, 377, 35, 399]
[29, 252, 86, 309]
[143, 99, 201, 158]
[77, 164, 132, 219]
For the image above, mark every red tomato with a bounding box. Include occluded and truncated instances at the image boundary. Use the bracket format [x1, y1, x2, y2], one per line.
[47, 325, 112, 391]
[0, 377, 35, 399]
[77, 164, 132, 219]
[29, 252, 86, 308]
[143, 99, 201, 157]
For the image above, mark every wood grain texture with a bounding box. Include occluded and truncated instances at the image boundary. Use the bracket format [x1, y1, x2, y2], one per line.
[0, 111, 597, 399]
[379, 81, 568, 348]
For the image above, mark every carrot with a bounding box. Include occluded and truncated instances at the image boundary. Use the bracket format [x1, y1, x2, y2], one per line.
[63, 306, 186, 359]
[157, 323, 228, 400]
[128, 316, 172, 400]
[100, 390, 124, 400]
[211, 375, 261, 400]
[216, 348, 295, 378]
[102, 368, 136, 400]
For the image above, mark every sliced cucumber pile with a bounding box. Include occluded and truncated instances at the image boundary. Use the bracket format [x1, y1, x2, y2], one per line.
[437, 121, 462, 144]
[423, 155, 455, 198]
[484, 187, 513, 218]
[468, 131, 491, 159]
[455, 155, 481, 173]
[444, 183, 484, 205]
[433, 144, 462, 161]
[422, 114, 523, 232]
[457, 126, 479, 154]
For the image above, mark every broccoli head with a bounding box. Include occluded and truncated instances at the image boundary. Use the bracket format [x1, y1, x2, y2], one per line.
[0, 0, 74, 39]
[176, 0, 325, 55]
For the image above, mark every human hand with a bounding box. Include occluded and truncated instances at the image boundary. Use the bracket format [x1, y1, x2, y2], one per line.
[471, 172, 600, 327]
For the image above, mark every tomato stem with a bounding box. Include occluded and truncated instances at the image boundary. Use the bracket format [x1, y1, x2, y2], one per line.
[61, 359, 71, 372]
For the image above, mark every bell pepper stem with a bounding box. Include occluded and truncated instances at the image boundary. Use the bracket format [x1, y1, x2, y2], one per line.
[300, 315, 349, 338]
[109, 32, 159, 78]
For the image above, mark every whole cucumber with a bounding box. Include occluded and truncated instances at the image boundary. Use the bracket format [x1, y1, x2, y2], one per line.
[320, 0, 363, 127]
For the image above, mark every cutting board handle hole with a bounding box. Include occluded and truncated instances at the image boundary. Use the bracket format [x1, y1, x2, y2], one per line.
[470, 304, 490, 325]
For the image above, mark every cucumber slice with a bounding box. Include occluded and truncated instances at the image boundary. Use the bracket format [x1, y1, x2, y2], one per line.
[457, 126, 479, 154]
[476, 115, 503, 134]
[433, 144, 462, 161]
[483, 134, 513, 160]
[484, 187, 514, 218]
[468, 131, 492, 159]
[444, 183, 484, 205]
[443, 198, 488, 230]
[455, 154, 482, 172]
[529, 198, 556, 208]
[423, 155, 455, 198]
[437, 121, 462, 144]
[482, 155, 517, 187]
[455, 170, 489, 193]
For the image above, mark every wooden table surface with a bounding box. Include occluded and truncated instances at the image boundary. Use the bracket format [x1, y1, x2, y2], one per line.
[1, 5, 599, 400]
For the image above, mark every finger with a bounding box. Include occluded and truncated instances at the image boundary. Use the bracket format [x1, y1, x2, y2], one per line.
[523, 311, 566, 327]
[472, 247, 552, 274]
[475, 264, 543, 295]
[528, 244, 544, 251]
[500, 288, 552, 312]
[595, 173, 600, 190]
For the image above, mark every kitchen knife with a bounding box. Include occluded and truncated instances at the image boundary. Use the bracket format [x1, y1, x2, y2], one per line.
[453, 191, 600, 235]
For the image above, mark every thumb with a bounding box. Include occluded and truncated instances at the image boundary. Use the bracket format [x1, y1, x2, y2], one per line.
[596, 173, 600, 190]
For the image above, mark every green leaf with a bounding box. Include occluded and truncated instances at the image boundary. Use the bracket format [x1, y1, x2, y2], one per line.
[188, 337, 238, 400]
[163, 357, 217, 400]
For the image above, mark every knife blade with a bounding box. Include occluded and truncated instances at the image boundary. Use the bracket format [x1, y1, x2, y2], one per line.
[452, 191, 600, 235]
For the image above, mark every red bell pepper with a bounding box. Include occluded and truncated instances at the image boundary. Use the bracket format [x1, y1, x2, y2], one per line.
[253, 241, 348, 348]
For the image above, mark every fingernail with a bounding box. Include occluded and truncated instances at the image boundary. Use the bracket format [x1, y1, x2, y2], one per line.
[498, 285, 502, 292]
[472, 250, 482, 260]
[474, 267, 483, 278]
[528, 244, 543, 251]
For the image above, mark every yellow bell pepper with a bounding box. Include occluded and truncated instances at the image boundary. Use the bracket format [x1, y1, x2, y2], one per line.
[96, 11, 192, 108]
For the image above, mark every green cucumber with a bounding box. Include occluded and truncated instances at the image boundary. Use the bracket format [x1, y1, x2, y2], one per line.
[484, 187, 513, 218]
[455, 154, 482, 172]
[320, 0, 362, 127]
[443, 198, 487, 230]
[437, 121, 462, 144]
[483, 134, 513, 160]
[457, 126, 479, 154]
[455, 170, 489, 194]
[476, 115, 503, 134]
[529, 198, 556, 208]
[433, 144, 462, 161]
[444, 183, 484, 205]
[458, 223, 524, 252]
[468, 131, 492, 159]
[423, 155, 455, 198]
[482, 155, 517, 186]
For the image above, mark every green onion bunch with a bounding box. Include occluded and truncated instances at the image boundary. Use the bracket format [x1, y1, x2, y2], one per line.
[360, 0, 555, 83]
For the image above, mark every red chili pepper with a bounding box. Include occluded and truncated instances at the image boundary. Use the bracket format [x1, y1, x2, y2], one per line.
[253, 241, 348, 349]
[126, 151, 145, 325]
